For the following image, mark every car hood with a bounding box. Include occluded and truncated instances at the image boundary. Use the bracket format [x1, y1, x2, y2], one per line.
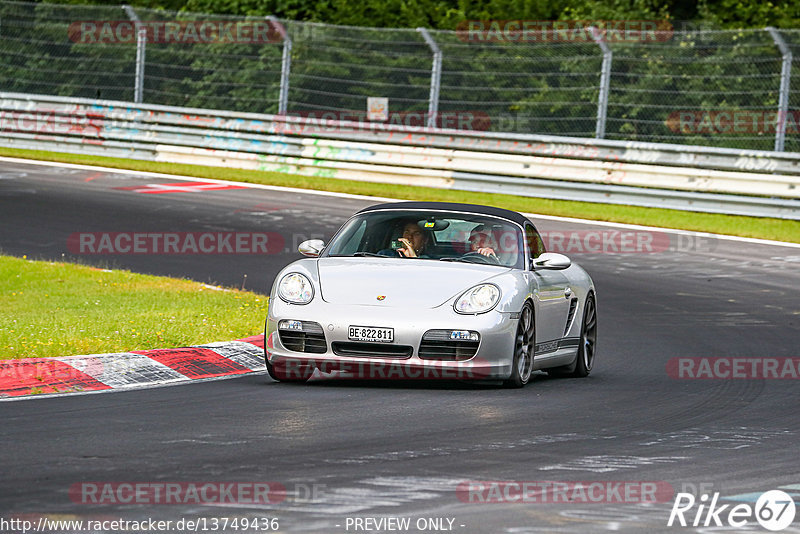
[317, 257, 508, 308]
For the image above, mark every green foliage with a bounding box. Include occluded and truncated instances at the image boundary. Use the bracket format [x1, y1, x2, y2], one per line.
[8, 0, 800, 150]
[0, 254, 268, 360]
[100, 0, 800, 29]
[35, 0, 800, 30]
[697, 0, 800, 29]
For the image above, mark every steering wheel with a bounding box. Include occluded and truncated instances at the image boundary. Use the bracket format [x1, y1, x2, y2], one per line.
[461, 251, 501, 264]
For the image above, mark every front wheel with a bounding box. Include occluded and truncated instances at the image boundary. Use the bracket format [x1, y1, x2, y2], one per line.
[266, 357, 313, 383]
[504, 302, 535, 388]
[264, 328, 313, 383]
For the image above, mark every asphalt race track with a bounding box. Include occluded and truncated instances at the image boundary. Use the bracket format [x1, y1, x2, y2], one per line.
[2, 159, 800, 533]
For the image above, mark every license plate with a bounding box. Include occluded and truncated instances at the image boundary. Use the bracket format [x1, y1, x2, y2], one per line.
[348, 325, 394, 343]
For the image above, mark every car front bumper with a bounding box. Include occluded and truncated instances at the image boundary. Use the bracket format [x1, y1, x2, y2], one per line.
[266, 298, 517, 381]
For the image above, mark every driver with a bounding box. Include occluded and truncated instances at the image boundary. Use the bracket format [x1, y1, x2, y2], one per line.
[468, 224, 498, 258]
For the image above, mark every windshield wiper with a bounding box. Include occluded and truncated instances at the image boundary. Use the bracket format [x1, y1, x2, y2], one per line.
[328, 252, 393, 258]
[438, 257, 474, 263]
[351, 252, 390, 258]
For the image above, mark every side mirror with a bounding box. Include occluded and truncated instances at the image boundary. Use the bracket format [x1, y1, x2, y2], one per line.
[533, 252, 571, 270]
[298, 239, 325, 257]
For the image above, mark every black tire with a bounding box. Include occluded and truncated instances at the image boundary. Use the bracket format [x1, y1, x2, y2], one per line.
[264, 324, 313, 383]
[571, 294, 597, 378]
[266, 357, 313, 383]
[545, 293, 597, 378]
[504, 302, 535, 388]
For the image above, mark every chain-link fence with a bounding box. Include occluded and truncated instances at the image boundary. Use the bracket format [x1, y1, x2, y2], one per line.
[1, 1, 800, 152]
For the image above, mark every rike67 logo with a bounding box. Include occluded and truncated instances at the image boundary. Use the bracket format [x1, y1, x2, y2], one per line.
[668, 490, 796, 531]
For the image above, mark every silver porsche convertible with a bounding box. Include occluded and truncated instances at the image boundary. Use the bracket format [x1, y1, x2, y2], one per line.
[264, 202, 596, 387]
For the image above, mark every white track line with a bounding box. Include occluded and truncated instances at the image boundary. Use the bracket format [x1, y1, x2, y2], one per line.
[2, 155, 798, 250]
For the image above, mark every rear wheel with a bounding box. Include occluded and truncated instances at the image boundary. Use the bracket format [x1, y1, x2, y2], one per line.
[504, 302, 535, 388]
[571, 294, 597, 377]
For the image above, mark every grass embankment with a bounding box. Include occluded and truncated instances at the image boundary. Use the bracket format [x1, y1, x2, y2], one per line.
[0, 255, 267, 360]
[0, 147, 798, 243]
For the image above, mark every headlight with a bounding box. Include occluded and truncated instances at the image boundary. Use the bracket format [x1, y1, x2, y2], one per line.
[454, 284, 500, 314]
[278, 273, 314, 304]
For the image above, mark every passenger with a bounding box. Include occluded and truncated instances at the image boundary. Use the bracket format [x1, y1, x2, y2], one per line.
[396, 221, 430, 258]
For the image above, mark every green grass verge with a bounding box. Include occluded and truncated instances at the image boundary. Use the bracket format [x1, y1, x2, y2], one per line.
[0, 255, 267, 360]
[1, 146, 798, 243]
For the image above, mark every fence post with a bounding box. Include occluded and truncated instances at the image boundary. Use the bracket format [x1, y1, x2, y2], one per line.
[590, 26, 612, 139]
[766, 27, 792, 153]
[267, 16, 291, 115]
[417, 28, 442, 129]
[122, 5, 145, 104]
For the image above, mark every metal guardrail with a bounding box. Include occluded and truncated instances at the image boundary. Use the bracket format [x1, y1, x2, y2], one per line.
[1, 92, 799, 219]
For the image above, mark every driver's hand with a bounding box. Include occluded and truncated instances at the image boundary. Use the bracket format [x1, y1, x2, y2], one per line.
[476, 247, 496, 257]
[397, 238, 417, 258]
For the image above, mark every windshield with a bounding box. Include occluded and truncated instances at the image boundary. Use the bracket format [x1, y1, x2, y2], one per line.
[324, 210, 525, 269]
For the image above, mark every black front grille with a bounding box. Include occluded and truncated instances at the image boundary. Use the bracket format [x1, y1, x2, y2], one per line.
[278, 321, 327, 353]
[331, 342, 412, 359]
[418, 330, 480, 361]
[418, 341, 479, 361]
